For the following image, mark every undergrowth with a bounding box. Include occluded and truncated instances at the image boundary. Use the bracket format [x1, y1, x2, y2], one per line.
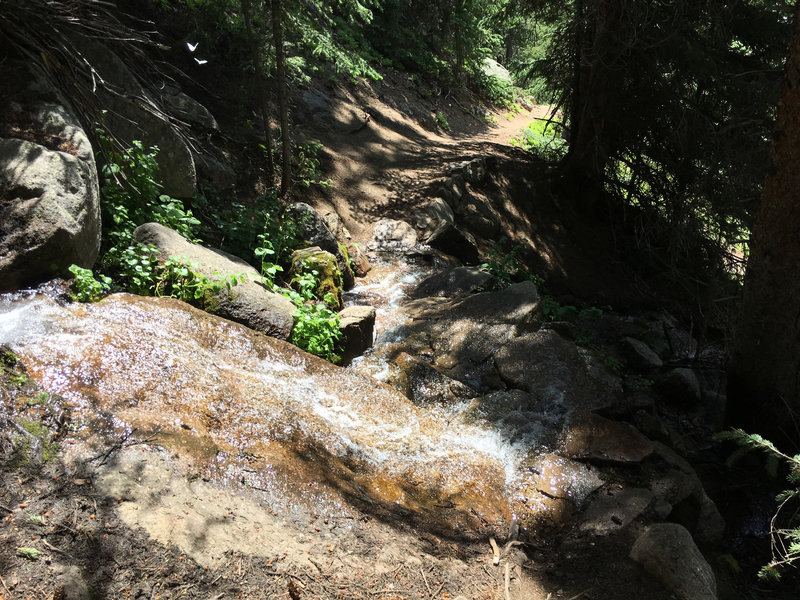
[68, 136, 342, 362]
[510, 118, 567, 162]
[479, 237, 543, 291]
[279, 265, 343, 363]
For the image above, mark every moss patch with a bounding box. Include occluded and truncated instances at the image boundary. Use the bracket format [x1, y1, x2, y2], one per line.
[289, 248, 344, 310]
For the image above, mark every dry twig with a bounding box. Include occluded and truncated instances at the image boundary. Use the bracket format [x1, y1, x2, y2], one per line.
[419, 567, 432, 596]
[489, 537, 501, 565]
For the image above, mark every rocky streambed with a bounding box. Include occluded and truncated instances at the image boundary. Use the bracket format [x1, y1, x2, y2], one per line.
[0, 244, 734, 600]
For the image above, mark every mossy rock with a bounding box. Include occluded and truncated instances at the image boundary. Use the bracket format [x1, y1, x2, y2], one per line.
[289, 247, 344, 309]
[337, 242, 356, 289]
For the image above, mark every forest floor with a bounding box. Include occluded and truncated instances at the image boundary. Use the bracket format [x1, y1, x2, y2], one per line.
[1, 70, 796, 600]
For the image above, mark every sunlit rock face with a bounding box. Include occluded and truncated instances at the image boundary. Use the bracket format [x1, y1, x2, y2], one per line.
[0, 294, 548, 537]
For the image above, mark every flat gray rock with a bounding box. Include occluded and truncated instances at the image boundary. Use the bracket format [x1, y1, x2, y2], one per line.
[398, 281, 541, 388]
[562, 412, 655, 464]
[658, 367, 701, 403]
[494, 330, 622, 415]
[621, 336, 663, 369]
[409, 266, 492, 299]
[424, 221, 480, 265]
[577, 487, 655, 535]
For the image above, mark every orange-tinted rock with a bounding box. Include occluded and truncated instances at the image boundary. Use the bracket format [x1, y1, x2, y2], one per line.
[7, 294, 516, 537]
[562, 412, 655, 464]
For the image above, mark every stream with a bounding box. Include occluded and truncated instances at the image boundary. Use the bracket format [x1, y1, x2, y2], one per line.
[0, 252, 601, 539]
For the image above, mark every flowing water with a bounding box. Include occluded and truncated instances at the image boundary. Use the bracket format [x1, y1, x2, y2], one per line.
[0, 256, 599, 539]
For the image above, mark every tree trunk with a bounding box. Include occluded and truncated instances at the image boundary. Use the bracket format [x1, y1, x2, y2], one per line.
[564, 0, 623, 215]
[453, 0, 466, 84]
[730, 3, 800, 448]
[241, 0, 275, 184]
[272, 0, 291, 196]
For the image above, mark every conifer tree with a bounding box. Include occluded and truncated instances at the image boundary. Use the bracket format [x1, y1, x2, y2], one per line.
[732, 2, 800, 449]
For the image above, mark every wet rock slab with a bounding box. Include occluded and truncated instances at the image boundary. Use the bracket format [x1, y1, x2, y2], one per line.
[5, 294, 529, 537]
[516, 453, 603, 532]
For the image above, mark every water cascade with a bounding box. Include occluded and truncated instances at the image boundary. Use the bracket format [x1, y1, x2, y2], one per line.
[0, 257, 601, 539]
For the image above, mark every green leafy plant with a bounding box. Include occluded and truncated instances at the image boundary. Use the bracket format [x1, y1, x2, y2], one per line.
[17, 547, 40, 560]
[295, 141, 333, 189]
[477, 72, 515, 107]
[152, 256, 246, 304]
[97, 132, 200, 266]
[116, 243, 161, 295]
[19, 420, 58, 462]
[510, 119, 567, 161]
[153, 256, 212, 302]
[68, 264, 112, 302]
[276, 266, 343, 363]
[1, 350, 29, 386]
[288, 299, 343, 363]
[193, 188, 304, 277]
[435, 111, 451, 130]
[541, 296, 577, 322]
[541, 297, 604, 324]
[505, 102, 524, 119]
[715, 429, 800, 580]
[479, 237, 543, 290]
[25, 392, 51, 407]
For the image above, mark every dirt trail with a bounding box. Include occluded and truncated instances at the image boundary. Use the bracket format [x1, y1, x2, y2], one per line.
[295, 78, 554, 246]
[297, 79, 650, 307]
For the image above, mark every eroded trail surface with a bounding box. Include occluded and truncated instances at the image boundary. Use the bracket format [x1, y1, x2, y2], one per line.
[305, 81, 549, 245]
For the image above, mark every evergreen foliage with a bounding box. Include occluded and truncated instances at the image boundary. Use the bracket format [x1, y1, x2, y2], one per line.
[525, 0, 792, 278]
[716, 429, 800, 580]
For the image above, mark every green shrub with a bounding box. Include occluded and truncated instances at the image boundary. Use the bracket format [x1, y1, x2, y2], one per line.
[476, 72, 515, 107]
[288, 300, 343, 364]
[276, 267, 343, 363]
[97, 133, 200, 267]
[479, 237, 543, 290]
[295, 141, 333, 189]
[116, 243, 161, 296]
[192, 188, 304, 278]
[510, 119, 567, 161]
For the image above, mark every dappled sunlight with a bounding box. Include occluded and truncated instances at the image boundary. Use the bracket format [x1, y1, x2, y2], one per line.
[0, 292, 604, 542]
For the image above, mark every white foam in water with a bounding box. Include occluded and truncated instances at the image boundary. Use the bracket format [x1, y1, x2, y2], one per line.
[339, 256, 548, 490]
[0, 296, 60, 346]
[306, 378, 530, 487]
